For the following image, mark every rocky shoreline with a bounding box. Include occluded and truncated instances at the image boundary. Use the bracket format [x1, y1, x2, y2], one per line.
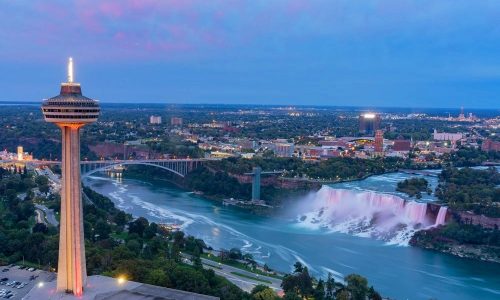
[410, 227, 500, 264]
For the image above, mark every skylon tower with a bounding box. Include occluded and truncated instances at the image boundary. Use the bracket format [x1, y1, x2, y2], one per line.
[41, 58, 100, 295]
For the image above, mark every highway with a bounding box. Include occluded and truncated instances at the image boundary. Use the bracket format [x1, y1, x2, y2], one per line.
[181, 253, 282, 293]
[35, 204, 59, 227]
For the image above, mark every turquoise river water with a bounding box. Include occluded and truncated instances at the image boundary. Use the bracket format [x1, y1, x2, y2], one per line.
[84, 171, 499, 300]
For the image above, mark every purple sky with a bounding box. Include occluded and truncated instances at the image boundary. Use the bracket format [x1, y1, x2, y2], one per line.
[1, 0, 500, 108]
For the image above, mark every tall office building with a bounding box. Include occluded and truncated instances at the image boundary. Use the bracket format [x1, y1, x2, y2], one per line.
[374, 130, 384, 154]
[359, 113, 381, 135]
[17, 146, 24, 161]
[41, 58, 100, 296]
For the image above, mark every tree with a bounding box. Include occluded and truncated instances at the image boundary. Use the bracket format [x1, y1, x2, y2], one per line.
[143, 222, 158, 239]
[114, 211, 128, 227]
[297, 267, 313, 297]
[314, 279, 325, 300]
[39, 184, 50, 195]
[145, 268, 170, 287]
[128, 217, 149, 236]
[253, 287, 278, 300]
[32, 223, 48, 234]
[293, 261, 303, 273]
[126, 239, 142, 255]
[325, 272, 335, 300]
[345, 274, 369, 300]
[368, 286, 382, 300]
[337, 289, 350, 300]
[229, 248, 242, 260]
[95, 220, 111, 240]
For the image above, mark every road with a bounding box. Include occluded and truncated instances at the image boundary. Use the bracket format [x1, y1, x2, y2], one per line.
[181, 253, 282, 292]
[35, 209, 45, 224]
[34, 204, 59, 226]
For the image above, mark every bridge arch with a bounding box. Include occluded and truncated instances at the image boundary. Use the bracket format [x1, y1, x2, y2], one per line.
[82, 161, 186, 178]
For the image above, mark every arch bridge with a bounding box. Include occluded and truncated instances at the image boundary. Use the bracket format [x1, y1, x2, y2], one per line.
[0, 158, 215, 178]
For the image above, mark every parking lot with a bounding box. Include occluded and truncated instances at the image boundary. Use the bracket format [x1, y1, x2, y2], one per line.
[0, 265, 55, 299]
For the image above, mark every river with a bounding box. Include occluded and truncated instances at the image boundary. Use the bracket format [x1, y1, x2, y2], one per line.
[83, 171, 500, 300]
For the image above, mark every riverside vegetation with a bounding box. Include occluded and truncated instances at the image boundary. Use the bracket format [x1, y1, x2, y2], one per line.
[410, 167, 500, 263]
[396, 177, 431, 199]
[0, 167, 382, 300]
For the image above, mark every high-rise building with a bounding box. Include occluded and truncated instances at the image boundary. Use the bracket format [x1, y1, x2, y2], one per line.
[171, 117, 183, 126]
[150, 115, 162, 124]
[41, 58, 100, 296]
[17, 146, 23, 161]
[374, 130, 384, 154]
[359, 113, 381, 135]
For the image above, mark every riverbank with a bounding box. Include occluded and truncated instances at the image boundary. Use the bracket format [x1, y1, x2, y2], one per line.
[122, 166, 318, 216]
[410, 225, 500, 264]
[408, 166, 500, 263]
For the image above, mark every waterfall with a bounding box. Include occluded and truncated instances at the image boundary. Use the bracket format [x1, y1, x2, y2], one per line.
[296, 186, 439, 245]
[434, 206, 448, 226]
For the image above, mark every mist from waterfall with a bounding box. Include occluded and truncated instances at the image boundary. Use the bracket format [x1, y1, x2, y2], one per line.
[295, 186, 445, 246]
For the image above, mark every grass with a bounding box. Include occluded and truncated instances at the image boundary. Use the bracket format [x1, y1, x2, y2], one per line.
[111, 231, 128, 240]
[230, 272, 273, 284]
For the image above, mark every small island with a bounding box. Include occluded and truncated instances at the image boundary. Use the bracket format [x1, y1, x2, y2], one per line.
[396, 177, 431, 199]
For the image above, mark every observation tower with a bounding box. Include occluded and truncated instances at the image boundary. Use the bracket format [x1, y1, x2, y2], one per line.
[41, 58, 100, 295]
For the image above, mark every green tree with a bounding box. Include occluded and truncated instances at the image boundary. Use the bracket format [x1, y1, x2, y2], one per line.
[345, 274, 369, 300]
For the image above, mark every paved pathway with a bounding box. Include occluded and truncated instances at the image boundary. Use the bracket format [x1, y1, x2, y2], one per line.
[35, 204, 59, 226]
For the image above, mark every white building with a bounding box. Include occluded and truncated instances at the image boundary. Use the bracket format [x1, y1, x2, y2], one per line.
[149, 115, 162, 124]
[433, 129, 462, 143]
[273, 142, 295, 157]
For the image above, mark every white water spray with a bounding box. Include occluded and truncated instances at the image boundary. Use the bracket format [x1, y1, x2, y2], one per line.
[296, 186, 446, 245]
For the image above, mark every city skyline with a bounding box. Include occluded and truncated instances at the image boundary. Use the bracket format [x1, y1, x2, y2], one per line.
[1, 1, 500, 108]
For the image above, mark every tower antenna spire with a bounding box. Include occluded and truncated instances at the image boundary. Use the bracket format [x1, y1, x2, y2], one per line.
[68, 57, 74, 83]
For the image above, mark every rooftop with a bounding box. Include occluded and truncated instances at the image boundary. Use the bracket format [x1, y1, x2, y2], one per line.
[24, 275, 218, 300]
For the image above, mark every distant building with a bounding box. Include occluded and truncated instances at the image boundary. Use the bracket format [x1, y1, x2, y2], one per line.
[393, 138, 411, 152]
[374, 130, 384, 153]
[210, 151, 236, 158]
[171, 117, 183, 126]
[359, 113, 381, 135]
[482, 139, 500, 152]
[433, 129, 462, 143]
[273, 141, 295, 157]
[237, 139, 257, 150]
[17, 146, 23, 161]
[150, 115, 162, 124]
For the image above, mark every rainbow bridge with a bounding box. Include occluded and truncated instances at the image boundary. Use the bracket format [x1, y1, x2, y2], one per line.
[0, 158, 217, 178]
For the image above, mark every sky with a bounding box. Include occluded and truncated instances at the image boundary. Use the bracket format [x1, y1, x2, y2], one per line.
[0, 0, 499, 108]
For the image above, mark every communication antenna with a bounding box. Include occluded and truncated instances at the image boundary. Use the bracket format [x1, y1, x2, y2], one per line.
[68, 57, 74, 83]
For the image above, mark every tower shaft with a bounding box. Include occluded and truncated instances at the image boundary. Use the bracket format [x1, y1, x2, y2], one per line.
[57, 124, 87, 295]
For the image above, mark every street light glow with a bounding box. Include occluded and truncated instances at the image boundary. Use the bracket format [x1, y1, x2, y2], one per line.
[117, 275, 126, 285]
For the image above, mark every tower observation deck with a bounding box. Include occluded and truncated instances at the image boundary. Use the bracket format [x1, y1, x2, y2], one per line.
[41, 58, 100, 296]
